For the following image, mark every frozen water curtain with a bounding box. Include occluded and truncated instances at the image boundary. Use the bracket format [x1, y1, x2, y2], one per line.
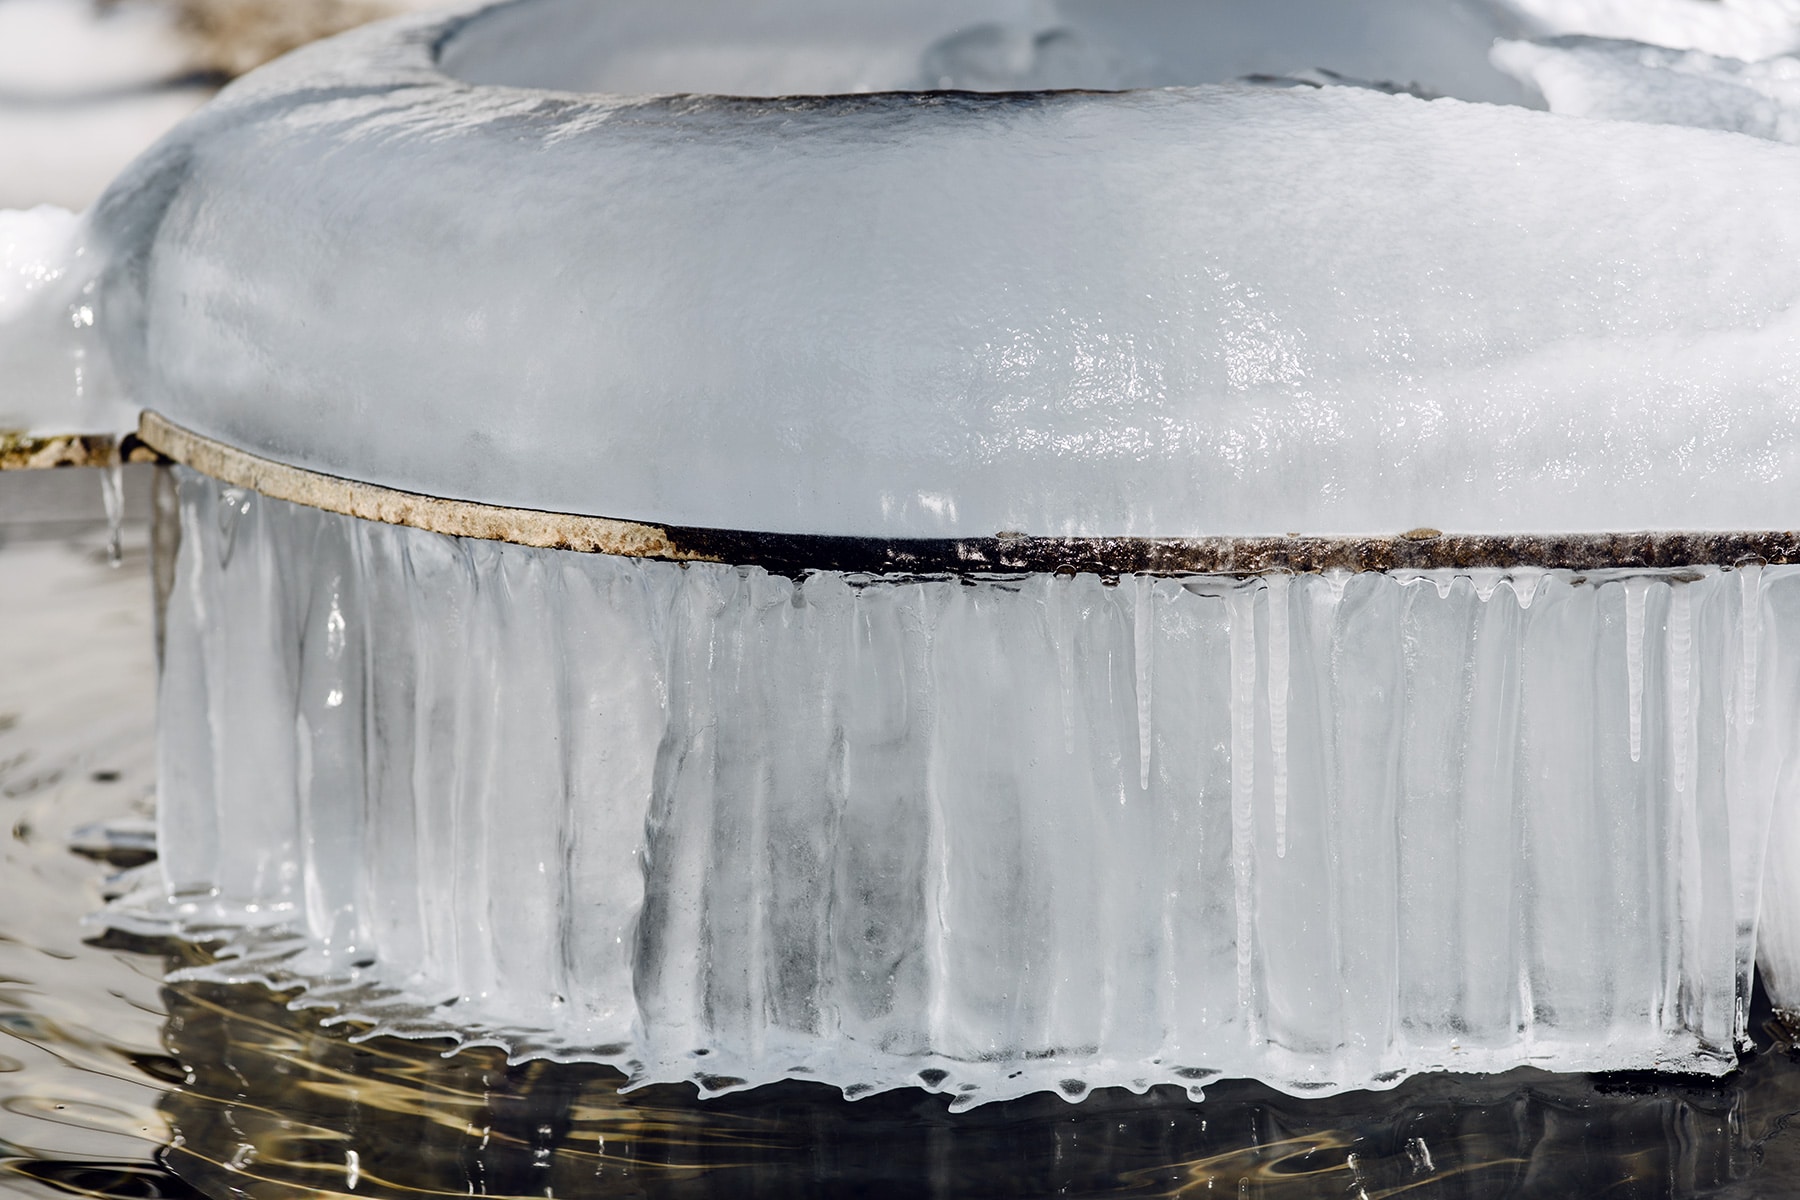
[12, 0, 1800, 1106]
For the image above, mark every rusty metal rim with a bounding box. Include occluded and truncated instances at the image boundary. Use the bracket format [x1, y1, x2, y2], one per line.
[134, 411, 1795, 578]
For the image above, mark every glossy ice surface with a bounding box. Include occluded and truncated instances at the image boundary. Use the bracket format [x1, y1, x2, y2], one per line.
[6, 0, 1783, 537]
[14, 0, 1800, 1112]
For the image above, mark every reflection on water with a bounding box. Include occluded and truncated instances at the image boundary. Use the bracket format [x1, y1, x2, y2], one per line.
[150, 957, 1795, 1199]
[10, 524, 1800, 1198]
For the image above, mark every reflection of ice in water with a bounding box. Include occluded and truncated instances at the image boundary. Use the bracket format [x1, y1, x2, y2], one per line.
[8, 0, 1800, 1106]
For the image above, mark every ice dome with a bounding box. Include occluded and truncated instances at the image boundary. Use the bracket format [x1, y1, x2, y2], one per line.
[72, 0, 1800, 541]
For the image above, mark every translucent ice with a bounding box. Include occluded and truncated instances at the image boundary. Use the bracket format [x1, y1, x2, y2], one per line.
[1496, 0, 1800, 61]
[68, 0, 1800, 540]
[118, 470, 1796, 1106]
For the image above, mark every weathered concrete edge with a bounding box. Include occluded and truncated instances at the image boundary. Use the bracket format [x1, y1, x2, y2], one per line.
[138, 411, 1797, 578]
[137, 411, 688, 559]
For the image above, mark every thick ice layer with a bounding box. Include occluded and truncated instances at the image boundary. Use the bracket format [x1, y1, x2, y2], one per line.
[1498, 0, 1800, 61]
[73, 0, 1800, 539]
[0, 206, 129, 434]
[111, 469, 1800, 1106]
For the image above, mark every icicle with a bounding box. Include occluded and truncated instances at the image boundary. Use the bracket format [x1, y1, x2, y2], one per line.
[1468, 568, 1503, 603]
[216, 486, 253, 568]
[1623, 577, 1650, 763]
[1134, 574, 1153, 792]
[1055, 576, 1076, 755]
[98, 460, 123, 568]
[1508, 567, 1545, 611]
[1324, 567, 1350, 607]
[1667, 583, 1692, 795]
[1227, 587, 1258, 1014]
[1740, 562, 1763, 729]
[1397, 571, 1453, 599]
[1266, 575, 1290, 858]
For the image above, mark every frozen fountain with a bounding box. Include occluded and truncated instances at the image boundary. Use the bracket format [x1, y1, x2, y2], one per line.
[8, 0, 1800, 1109]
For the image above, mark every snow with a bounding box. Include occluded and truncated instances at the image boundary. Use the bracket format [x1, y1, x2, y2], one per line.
[443, 0, 1541, 103]
[0, 0, 447, 211]
[1494, 36, 1800, 142]
[0, 0, 192, 97]
[0, 204, 76, 324]
[1498, 0, 1800, 61]
[0, 0, 209, 210]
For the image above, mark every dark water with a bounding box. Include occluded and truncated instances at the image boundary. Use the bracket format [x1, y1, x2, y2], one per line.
[10, 527, 1800, 1199]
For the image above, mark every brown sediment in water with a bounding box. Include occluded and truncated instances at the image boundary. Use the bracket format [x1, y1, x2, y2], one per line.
[0, 431, 118, 471]
[0, 430, 168, 472]
[136, 411, 1800, 580]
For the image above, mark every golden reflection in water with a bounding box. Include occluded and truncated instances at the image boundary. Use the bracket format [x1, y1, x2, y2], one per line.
[143, 936, 1788, 1200]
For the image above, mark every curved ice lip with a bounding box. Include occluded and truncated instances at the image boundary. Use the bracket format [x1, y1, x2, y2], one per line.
[137, 409, 1800, 576]
[83, 0, 1800, 542]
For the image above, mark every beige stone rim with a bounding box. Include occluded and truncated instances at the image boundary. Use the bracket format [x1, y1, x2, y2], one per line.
[137, 411, 694, 559]
[134, 410, 1795, 578]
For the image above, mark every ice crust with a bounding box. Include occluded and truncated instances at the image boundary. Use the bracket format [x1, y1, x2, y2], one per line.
[55, 0, 1800, 538]
[112, 470, 1800, 1106]
[0, 205, 129, 434]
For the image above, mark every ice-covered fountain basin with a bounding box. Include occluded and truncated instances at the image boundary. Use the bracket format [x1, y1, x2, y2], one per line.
[71, 0, 1800, 1110]
[135, 465, 1786, 1108]
[89, 0, 1800, 540]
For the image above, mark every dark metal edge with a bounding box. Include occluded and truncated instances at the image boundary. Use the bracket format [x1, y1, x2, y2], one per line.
[653, 527, 1796, 579]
